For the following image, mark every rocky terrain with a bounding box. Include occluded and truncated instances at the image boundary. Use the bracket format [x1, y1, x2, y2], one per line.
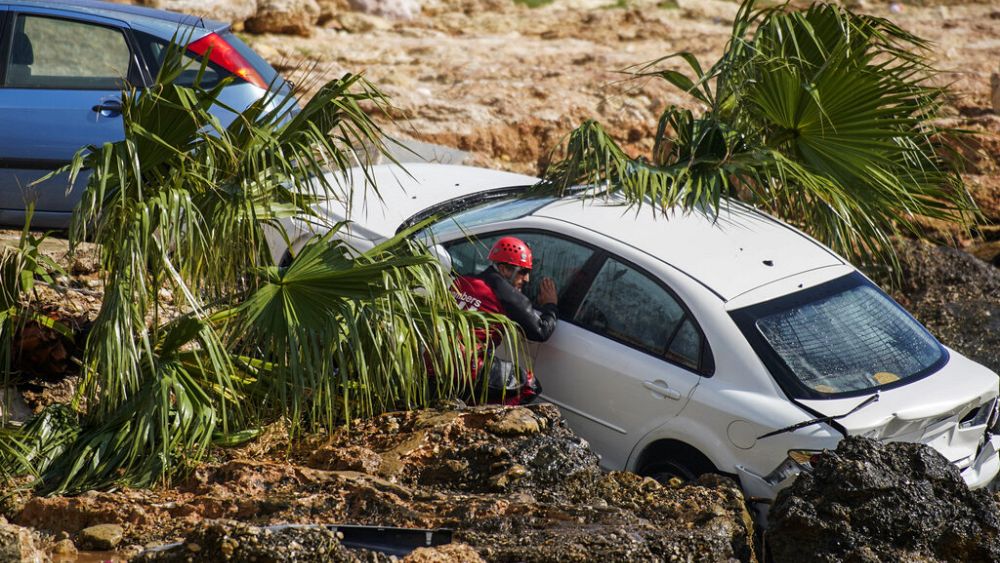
[769, 436, 1000, 562]
[2, 0, 1000, 561]
[4, 405, 755, 561]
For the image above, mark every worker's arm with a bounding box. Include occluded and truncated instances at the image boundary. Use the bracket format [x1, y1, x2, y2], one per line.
[493, 279, 559, 342]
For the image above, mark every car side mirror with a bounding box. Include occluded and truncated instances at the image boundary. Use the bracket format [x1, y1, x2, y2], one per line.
[428, 244, 453, 273]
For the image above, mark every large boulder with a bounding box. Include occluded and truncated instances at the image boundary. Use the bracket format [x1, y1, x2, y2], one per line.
[768, 436, 1000, 562]
[245, 0, 322, 36]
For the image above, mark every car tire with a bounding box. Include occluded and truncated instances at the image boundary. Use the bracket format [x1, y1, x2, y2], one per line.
[640, 459, 701, 485]
[636, 442, 716, 486]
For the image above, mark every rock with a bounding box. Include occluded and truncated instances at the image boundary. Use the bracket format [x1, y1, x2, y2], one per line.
[337, 12, 396, 32]
[768, 436, 1000, 562]
[0, 521, 47, 563]
[403, 542, 484, 562]
[50, 538, 77, 557]
[484, 406, 541, 436]
[137, 0, 259, 26]
[245, 0, 321, 36]
[347, 0, 422, 20]
[79, 523, 125, 550]
[307, 445, 382, 473]
[0, 387, 33, 424]
[316, 0, 350, 25]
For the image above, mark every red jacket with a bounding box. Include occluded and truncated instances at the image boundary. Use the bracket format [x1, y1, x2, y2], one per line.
[452, 266, 557, 405]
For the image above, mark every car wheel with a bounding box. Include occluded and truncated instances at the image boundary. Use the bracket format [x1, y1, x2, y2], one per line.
[636, 442, 716, 486]
[640, 459, 701, 486]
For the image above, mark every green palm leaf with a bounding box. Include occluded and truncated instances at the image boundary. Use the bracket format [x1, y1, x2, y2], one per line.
[539, 0, 978, 271]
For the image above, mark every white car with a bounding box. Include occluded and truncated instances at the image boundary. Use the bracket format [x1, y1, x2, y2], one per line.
[273, 163, 1000, 507]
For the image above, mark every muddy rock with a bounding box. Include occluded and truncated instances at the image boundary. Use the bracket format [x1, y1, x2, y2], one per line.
[50, 538, 77, 558]
[78, 523, 125, 550]
[308, 445, 383, 473]
[403, 543, 484, 562]
[246, 0, 321, 36]
[0, 521, 47, 563]
[483, 406, 542, 436]
[327, 404, 598, 492]
[768, 436, 1000, 562]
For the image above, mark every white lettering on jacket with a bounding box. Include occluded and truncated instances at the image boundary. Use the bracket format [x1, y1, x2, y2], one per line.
[454, 291, 482, 311]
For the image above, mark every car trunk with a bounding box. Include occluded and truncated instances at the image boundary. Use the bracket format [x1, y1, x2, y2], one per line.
[796, 350, 999, 468]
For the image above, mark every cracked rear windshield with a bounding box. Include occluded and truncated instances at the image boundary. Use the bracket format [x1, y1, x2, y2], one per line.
[732, 273, 945, 397]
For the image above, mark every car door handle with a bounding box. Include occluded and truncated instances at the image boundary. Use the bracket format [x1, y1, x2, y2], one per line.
[92, 100, 122, 117]
[643, 380, 682, 400]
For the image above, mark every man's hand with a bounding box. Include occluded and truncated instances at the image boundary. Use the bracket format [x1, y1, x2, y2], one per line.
[538, 277, 558, 306]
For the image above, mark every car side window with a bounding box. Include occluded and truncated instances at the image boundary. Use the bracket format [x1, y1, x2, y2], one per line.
[575, 258, 705, 371]
[134, 32, 226, 88]
[445, 232, 595, 307]
[4, 15, 132, 89]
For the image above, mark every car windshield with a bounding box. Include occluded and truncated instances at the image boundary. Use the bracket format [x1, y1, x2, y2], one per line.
[731, 273, 945, 398]
[416, 195, 557, 241]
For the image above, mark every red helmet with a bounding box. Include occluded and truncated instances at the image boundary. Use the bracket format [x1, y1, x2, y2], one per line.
[488, 236, 532, 269]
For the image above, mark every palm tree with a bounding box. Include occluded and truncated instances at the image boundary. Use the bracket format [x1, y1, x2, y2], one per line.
[1, 49, 510, 494]
[538, 0, 978, 272]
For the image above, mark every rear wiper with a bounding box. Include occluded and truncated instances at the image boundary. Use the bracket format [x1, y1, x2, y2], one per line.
[758, 392, 880, 440]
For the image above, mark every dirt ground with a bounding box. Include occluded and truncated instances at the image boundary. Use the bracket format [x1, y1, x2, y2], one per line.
[244, 1, 997, 201]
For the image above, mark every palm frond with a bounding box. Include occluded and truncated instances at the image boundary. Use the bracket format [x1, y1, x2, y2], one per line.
[540, 0, 978, 271]
[221, 229, 507, 433]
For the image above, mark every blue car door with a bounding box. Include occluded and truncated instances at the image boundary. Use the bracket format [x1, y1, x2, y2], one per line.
[0, 8, 137, 227]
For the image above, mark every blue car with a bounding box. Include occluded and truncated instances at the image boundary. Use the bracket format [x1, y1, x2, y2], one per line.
[0, 0, 294, 228]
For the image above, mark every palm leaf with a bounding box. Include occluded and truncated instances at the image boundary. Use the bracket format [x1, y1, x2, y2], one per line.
[539, 0, 978, 271]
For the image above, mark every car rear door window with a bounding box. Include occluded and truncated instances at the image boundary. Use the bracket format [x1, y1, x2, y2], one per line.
[4, 15, 132, 89]
[575, 257, 707, 372]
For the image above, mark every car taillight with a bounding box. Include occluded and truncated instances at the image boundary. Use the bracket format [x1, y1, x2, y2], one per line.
[187, 33, 268, 90]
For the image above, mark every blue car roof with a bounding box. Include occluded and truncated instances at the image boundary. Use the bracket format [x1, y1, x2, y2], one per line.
[2, 0, 229, 33]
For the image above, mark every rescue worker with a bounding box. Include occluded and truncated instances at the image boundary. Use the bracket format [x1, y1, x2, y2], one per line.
[452, 236, 558, 405]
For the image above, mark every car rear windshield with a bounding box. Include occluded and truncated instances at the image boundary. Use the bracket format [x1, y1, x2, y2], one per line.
[730, 273, 946, 399]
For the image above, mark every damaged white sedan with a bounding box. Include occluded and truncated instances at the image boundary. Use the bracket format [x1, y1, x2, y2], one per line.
[273, 163, 1000, 508]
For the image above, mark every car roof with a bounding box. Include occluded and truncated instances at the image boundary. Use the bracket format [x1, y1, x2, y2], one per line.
[531, 195, 845, 301]
[2, 0, 228, 33]
[315, 163, 541, 241]
[321, 163, 844, 301]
